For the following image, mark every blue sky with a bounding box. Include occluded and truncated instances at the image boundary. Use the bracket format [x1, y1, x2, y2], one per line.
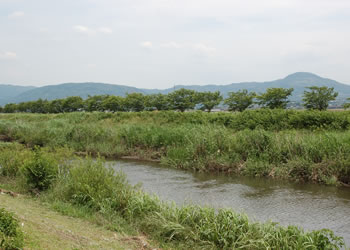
[1, 0, 350, 88]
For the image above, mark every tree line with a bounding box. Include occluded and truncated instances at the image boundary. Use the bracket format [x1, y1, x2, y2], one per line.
[0, 86, 345, 114]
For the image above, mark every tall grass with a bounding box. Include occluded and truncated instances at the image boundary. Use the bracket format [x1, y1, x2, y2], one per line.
[0, 112, 350, 185]
[40, 154, 348, 249]
[0, 144, 346, 248]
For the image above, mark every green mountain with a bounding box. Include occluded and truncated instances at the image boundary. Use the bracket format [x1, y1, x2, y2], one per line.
[163, 72, 350, 102]
[0, 85, 36, 104]
[0, 82, 147, 105]
[1, 72, 350, 105]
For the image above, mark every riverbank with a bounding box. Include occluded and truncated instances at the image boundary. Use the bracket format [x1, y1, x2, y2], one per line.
[0, 112, 350, 186]
[0, 189, 152, 249]
[0, 143, 346, 249]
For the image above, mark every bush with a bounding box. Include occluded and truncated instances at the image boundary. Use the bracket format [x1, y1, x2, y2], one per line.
[0, 208, 24, 250]
[21, 147, 58, 191]
[52, 158, 132, 211]
[0, 144, 30, 177]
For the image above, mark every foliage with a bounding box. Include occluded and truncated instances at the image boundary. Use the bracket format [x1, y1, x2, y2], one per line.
[146, 93, 170, 111]
[256, 87, 294, 109]
[102, 95, 125, 112]
[124, 93, 146, 112]
[197, 91, 222, 112]
[0, 208, 24, 250]
[53, 158, 132, 211]
[1, 112, 350, 186]
[21, 147, 59, 191]
[45, 156, 345, 249]
[343, 97, 350, 110]
[85, 95, 107, 112]
[303, 86, 338, 110]
[0, 144, 30, 177]
[224, 89, 256, 112]
[168, 88, 198, 112]
[62, 96, 84, 112]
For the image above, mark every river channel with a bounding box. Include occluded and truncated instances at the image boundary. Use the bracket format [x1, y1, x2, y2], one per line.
[110, 160, 350, 245]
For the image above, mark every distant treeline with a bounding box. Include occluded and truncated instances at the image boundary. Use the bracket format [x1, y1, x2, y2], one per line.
[1, 86, 348, 113]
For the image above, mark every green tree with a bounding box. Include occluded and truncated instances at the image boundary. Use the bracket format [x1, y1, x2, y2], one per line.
[343, 98, 350, 110]
[224, 89, 256, 112]
[168, 88, 198, 112]
[256, 88, 294, 109]
[303, 86, 338, 110]
[102, 95, 125, 112]
[3, 103, 18, 113]
[146, 93, 170, 111]
[197, 91, 223, 112]
[62, 96, 84, 112]
[17, 102, 29, 113]
[125, 93, 146, 112]
[85, 95, 108, 112]
[48, 99, 64, 113]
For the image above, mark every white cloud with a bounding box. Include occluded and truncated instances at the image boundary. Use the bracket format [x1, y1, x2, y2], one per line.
[192, 43, 216, 54]
[0, 51, 17, 60]
[73, 25, 95, 35]
[8, 11, 24, 19]
[73, 25, 113, 35]
[161, 42, 183, 49]
[98, 27, 113, 34]
[140, 41, 153, 49]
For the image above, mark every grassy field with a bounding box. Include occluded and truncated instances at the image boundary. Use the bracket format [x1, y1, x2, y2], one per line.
[0, 111, 350, 186]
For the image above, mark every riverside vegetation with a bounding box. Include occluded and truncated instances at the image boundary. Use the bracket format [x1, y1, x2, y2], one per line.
[0, 142, 346, 249]
[0, 110, 350, 185]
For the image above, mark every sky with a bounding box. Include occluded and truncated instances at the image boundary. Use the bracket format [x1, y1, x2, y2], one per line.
[1, 0, 350, 88]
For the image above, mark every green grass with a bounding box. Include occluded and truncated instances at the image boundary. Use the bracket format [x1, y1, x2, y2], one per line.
[0, 112, 350, 185]
[0, 145, 346, 249]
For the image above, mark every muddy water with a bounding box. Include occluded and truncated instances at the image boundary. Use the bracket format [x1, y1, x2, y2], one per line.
[110, 160, 350, 245]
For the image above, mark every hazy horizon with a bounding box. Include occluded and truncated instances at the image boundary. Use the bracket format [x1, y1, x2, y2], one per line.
[1, 0, 350, 88]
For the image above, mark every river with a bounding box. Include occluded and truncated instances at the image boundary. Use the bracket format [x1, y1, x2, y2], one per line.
[110, 160, 350, 245]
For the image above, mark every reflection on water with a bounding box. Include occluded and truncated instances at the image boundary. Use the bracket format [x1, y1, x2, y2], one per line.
[110, 160, 350, 245]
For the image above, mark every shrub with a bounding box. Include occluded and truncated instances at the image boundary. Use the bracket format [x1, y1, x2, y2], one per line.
[21, 147, 58, 191]
[52, 158, 132, 211]
[0, 144, 30, 177]
[0, 208, 24, 250]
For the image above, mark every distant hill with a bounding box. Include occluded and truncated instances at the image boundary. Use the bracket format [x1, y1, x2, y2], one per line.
[1, 72, 350, 105]
[0, 85, 36, 104]
[1, 82, 149, 105]
[160, 72, 350, 102]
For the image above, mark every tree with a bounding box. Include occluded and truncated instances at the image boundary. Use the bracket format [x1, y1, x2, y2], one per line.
[102, 95, 125, 112]
[146, 93, 170, 111]
[125, 93, 146, 112]
[3, 103, 18, 113]
[303, 86, 338, 110]
[85, 95, 108, 112]
[224, 89, 256, 112]
[197, 91, 223, 112]
[48, 99, 64, 113]
[62, 96, 84, 112]
[256, 88, 294, 109]
[168, 88, 198, 112]
[343, 98, 350, 110]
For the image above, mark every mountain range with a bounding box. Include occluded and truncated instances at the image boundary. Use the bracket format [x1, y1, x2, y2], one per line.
[1, 72, 350, 105]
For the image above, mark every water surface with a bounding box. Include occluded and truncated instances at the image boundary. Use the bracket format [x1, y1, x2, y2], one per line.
[110, 160, 350, 245]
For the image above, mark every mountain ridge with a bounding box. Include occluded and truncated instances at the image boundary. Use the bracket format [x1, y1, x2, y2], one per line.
[1, 72, 349, 105]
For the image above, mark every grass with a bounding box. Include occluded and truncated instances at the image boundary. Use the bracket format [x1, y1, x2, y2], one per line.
[0, 193, 145, 250]
[0, 112, 350, 185]
[0, 144, 346, 249]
